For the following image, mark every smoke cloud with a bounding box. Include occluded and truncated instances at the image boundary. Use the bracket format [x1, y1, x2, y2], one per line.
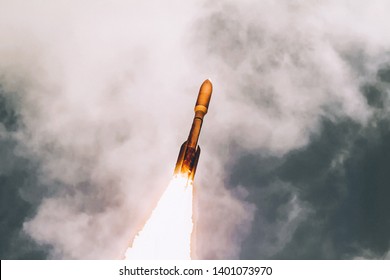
[1, 0, 390, 259]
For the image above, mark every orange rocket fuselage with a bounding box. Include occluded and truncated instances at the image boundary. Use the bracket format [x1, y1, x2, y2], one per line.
[174, 79, 213, 183]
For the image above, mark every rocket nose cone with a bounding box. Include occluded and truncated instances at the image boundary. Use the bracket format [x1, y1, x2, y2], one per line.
[200, 79, 213, 96]
[195, 79, 213, 114]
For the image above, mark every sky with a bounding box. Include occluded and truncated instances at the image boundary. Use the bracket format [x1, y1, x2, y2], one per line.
[1, 0, 390, 259]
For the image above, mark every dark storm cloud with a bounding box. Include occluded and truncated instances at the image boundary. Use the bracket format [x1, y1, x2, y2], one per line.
[0, 89, 49, 259]
[231, 116, 390, 259]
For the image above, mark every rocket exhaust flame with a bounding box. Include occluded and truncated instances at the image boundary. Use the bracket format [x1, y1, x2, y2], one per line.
[124, 80, 212, 259]
[125, 176, 193, 260]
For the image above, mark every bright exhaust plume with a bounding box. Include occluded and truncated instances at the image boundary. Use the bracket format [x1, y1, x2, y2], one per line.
[125, 175, 193, 260]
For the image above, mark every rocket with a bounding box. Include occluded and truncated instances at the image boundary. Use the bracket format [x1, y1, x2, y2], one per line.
[174, 79, 213, 184]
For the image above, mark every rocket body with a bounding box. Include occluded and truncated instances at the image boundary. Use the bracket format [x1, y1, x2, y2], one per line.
[174, 79, 213, 183]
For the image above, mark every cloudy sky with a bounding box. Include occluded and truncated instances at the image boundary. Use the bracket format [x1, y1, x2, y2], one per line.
[1, 0, 390, 259]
